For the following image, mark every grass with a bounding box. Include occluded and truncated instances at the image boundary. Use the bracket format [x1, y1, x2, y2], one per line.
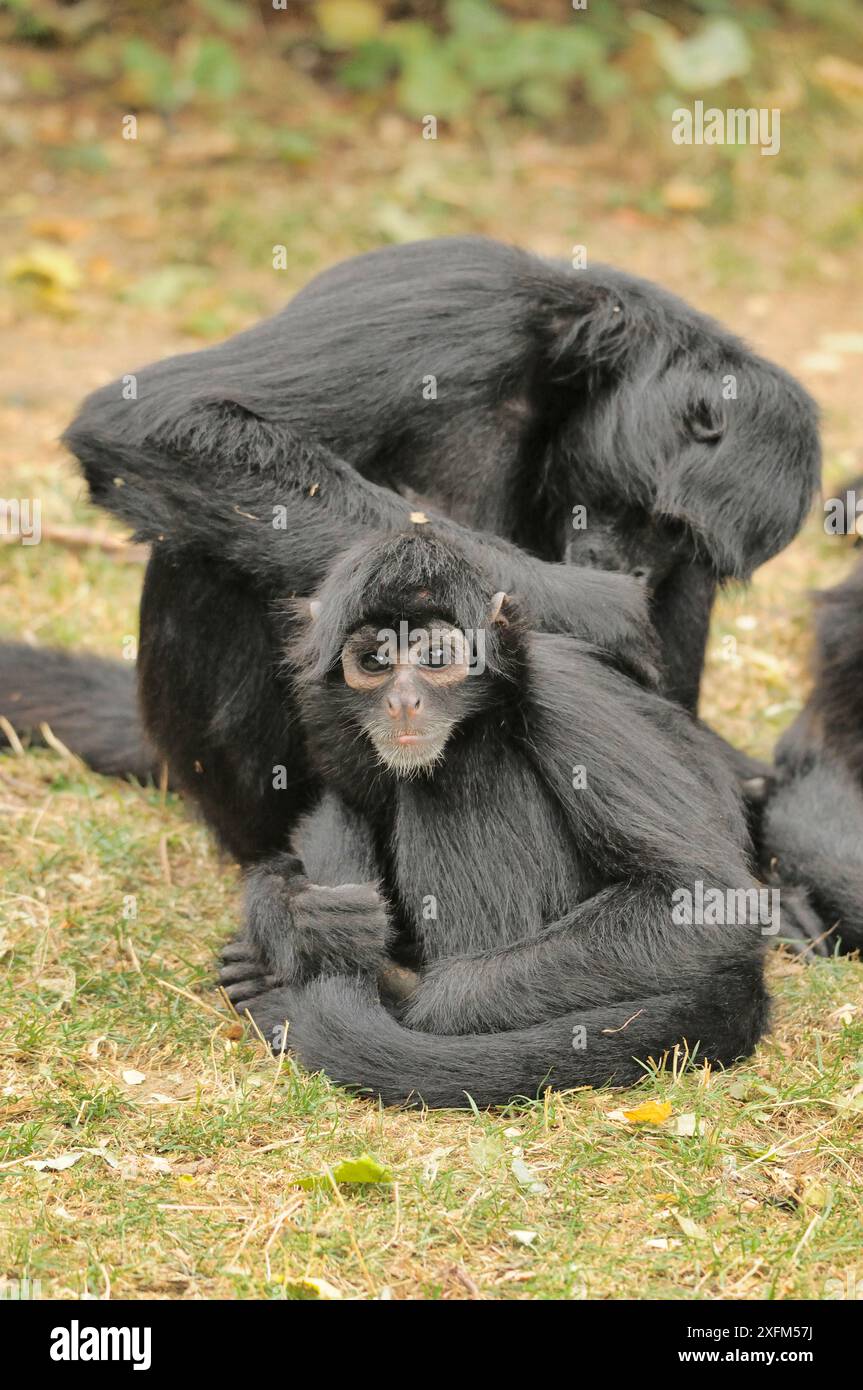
[2, 419, 862, 1306]
[2, 35, 863, 1300]
[0, 751, 861, 1301]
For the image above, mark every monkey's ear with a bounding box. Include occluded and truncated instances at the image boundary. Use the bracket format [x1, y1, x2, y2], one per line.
[547, 284, 631, 380]
[308, 600, 322, 621]
[489, 591, 510, 626]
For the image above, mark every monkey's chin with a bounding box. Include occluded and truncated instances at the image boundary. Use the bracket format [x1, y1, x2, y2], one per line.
[371, 733, 447, 779]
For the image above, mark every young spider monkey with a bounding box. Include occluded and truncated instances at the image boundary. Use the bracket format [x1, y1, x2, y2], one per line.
[220, 530, 769, 1108]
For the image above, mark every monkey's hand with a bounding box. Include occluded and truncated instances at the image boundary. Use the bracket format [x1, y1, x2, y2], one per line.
[220, 876, 392, 1012]
[521, 561, 660, 689]
[376, 961, 420, 1014]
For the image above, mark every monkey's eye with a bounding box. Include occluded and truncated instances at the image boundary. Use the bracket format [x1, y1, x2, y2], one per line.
[418, 643, 450, 669]
[358, 650, 390, 674]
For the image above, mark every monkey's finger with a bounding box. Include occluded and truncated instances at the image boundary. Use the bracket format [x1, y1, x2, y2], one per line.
[378, 963, 420, 1003]
[224, 976, 277, 1007]
[221, 939, 256, 963]
[220, 959, 268, 986]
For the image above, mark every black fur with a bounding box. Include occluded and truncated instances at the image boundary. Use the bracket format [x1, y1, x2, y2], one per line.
[49, 236, 818, 861]
[0, 643, 160, 782]
[762, 554, 863, 953]
[222, 530, 770, 1108]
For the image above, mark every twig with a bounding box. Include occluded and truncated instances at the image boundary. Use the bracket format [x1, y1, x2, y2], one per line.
[0, 523, 148, 563]
[158, 833, 172, 886]
[0, 715, 25, 756]
[38, 721, 85, 766]
[154, 977, 228, 1020]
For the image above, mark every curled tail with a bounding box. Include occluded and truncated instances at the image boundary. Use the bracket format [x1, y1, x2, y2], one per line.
[0, 642, 163, 783]
[245, 972, 768, 1109]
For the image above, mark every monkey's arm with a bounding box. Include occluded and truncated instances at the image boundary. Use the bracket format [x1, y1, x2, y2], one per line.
[63, 402, 656, 678]
[220, 792, 409, 1006]
[400, 634, 762, 1035]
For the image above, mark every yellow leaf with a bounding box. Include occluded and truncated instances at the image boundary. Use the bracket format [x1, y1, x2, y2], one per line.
[283, 1277, 342, 1300]
[4, 243, 81, 292]
[622, 1100, 673, 1125]
[296, 1153, 394, 1189]
[316, 0, 383, 46]
[661, 179, 711, 213]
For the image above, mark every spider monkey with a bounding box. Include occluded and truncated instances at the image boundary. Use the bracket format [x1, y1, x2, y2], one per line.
[220, 528, 770, 1108]
[761, 549, 863, 954]
[2, 237, 819, 865]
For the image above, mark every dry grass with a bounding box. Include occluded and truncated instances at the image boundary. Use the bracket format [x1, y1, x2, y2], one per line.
[2, 53, 863, 1300]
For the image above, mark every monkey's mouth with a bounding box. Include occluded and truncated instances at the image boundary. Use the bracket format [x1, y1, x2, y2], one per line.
[370, 729, 449, 776]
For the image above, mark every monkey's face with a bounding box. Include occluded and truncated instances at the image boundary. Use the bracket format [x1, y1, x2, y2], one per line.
[564, 507, 691, 590]
[340, 618, 482, 777]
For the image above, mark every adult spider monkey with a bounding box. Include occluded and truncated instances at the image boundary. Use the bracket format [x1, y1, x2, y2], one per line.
[761, 548, 863, 954]
[220, 528, 770, 1108]
[0, 236, 819, 867]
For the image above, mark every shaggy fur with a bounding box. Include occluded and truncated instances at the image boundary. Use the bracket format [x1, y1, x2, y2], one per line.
[25, 236, 819, 862]
[221, 531, 769, 1108]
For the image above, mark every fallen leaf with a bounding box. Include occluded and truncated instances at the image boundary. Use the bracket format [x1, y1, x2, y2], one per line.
[317, 0, 383, 46]
[675, 1213, 709, 1240]
[283, 1276, 343, 1300]
[676, 1113, 707, 1137]
[296, 1153, 394, 1189]
[511, 1156, 549, 1195]
[622, 1100, 673, 1125]
[25, 1153, 83, 1172]
[509, 1229, 538, 1246]
[4, 243, 81, 291]
[122, 1069, 146, 1086]
[661, 179, 711, 213]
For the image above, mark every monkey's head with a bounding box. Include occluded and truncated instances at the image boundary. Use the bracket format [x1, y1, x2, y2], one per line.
[548, 269, 821, 586]
[292, 531, 521, 780]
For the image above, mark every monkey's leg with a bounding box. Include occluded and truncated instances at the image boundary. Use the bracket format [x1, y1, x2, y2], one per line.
[219, 793, 398, 1007]
[138, 549, 314, 863]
